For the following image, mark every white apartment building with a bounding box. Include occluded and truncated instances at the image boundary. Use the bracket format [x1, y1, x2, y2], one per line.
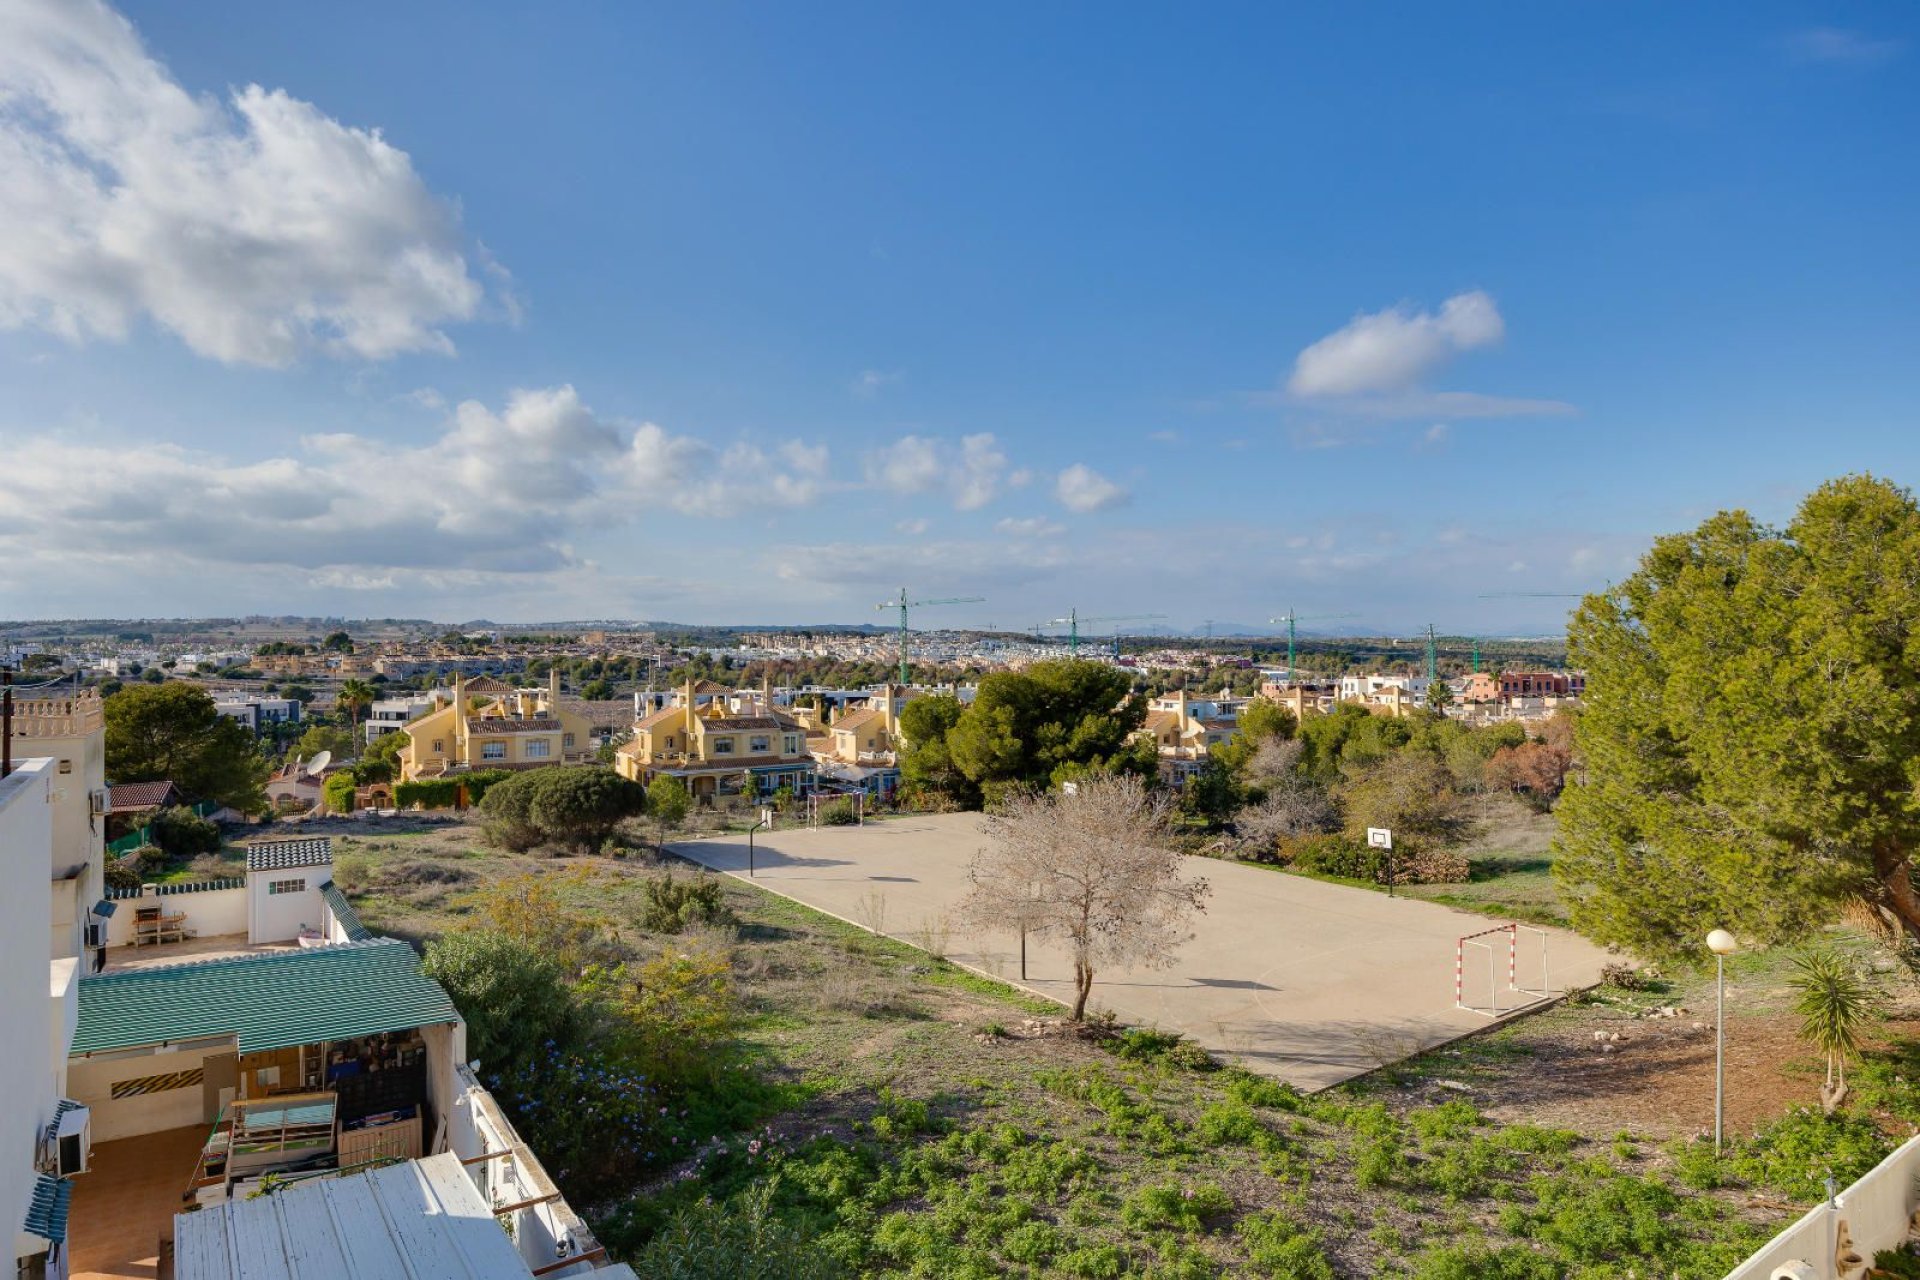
[1, 756, 84, 1280]
[364, 692, 440, 744]
[6, 689, 108, 964]
[211, 693, 302, 731]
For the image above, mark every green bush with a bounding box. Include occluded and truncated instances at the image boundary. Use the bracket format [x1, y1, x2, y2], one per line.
[1120, 1180, 1233, 1232]
[820, 797, 859, 826]
[1730, 1107, 1892, 1202]
[133, 844, 169, 879]
[1411, 1243, 1564, 1279]
[481, 768, 648, 852]
[640, 871, 733, 933]
[148, 806, 220, 858]
[1106, 1027, 1219, 1072]
[104, 857, 142, 891]
[1236, 1209, 1334, 1279]
[1281, 834, 1388, 882]
[421, 930, 583, 1077]
[629, 1182, 839, 1280]
[394, 769, 512, 811]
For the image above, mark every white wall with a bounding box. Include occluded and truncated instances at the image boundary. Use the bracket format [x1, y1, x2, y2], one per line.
[1725, 1133, 1920, 1280]
[0, 759, 59, 1264]
[103, 885, 248, 947]
[245, 870, 327, 944]
[67, 1042, 229, 1142]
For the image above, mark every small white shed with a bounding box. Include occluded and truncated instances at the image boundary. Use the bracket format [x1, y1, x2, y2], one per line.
[244, 837, 333, 945]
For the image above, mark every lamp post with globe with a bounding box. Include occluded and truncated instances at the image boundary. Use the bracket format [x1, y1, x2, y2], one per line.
[1707, 928, 1738, 1153]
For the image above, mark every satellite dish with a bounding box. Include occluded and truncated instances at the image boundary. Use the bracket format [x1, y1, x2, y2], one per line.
[305, 750, 333, 777]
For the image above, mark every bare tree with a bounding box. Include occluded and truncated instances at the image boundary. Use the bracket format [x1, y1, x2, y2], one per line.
[962, 774, 1210, 1020]
[1235, 739, 1339, 859]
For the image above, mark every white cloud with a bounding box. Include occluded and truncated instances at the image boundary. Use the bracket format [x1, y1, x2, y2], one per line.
[867, 435, 944, 494]
[894, 518, 930, 536]
[851, 369, 903, 398]
[0, 385, 828, 586]
[1289, 291, 1504, 397]
[865, 432, 1015, 510]
[1279, 290, 1574, 420]
[0, 0, 493, 365]
[995, 516, 1066, 538]
[1055, 463, 1130, 513]
[1788, 27, 1904, 65]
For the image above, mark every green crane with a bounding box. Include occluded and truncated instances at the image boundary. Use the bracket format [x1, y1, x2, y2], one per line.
[1266, 610, 1359, 683]
[876, 588, 985, 685]
[1041, 610, 1168, 655]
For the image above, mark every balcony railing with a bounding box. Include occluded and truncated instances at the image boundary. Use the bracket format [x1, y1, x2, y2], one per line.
[8, 692, 104, 738]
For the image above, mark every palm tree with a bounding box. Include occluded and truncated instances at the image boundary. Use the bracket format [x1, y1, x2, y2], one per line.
[337, 679, 377, 747]
[1788, 948, 1882, 1113]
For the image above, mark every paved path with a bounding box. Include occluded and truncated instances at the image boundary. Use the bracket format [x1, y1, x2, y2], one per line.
[670, 813, 1611, 1091]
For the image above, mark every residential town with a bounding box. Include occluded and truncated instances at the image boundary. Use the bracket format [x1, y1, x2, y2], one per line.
[4, 2, 1916, 1277]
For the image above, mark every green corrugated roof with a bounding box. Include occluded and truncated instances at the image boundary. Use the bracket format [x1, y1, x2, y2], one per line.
[73, 939, 457, 1056]
[319, 881, 370, 941]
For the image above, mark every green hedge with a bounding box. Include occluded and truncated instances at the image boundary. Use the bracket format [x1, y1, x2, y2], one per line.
[395, 769, 514, 810]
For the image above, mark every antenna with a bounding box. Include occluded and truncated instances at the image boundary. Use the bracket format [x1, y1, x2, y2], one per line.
[305, 750, 332, 777]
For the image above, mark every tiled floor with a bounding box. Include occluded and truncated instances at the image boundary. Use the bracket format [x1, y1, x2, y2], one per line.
[103, 934, 297, 972]
[70, 1125, 205, 1280]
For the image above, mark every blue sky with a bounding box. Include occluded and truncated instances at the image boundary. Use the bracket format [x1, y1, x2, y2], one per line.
[0, 2, 1914, 633]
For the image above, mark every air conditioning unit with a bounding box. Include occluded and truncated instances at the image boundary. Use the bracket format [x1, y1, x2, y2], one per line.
[84, 922, 108, 949]
[89, 788, 108, 817]
[52, 1105, 90, 1178]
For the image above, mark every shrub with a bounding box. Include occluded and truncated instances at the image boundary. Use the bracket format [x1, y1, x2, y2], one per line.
[1197, 1100, 1264, 1147]
[104, 857, 142, 891]
[1223, 1071, 1307, 1113]
[1601, 961, 1653, 991]
[1731, 1106, 1892, 1202]
[640, 871, 733, 934]
[820, 797, 859, 826]
[529, 768, 648, 852]
[1107, 1027, 1219, 1072]
[1411, 1244, 1563, 1280]
[133, 845, 169, 879]
[648, 776, 693, 830]
[148, 806, 220, 859]
[629, 1182, 838, 1280]
[478, 770, 546, 849]
[421, 930, 583, 1077]
[1237, 1209, 1334, 1280]
[322, 772, 357, 813]
[1120, 1180, 1233, 1232]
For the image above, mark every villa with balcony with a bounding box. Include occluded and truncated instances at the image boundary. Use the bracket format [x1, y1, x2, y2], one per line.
[396, 673, 596, 781]
[614, 677, 815, 800]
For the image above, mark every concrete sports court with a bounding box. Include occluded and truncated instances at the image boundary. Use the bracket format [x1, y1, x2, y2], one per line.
[670, 813, 1612, 1090]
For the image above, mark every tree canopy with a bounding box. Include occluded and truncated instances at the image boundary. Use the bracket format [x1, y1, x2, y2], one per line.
[1555, 474, 1920, 961]
[104, 683, 268, 812]
[905, 660, 1146, 806]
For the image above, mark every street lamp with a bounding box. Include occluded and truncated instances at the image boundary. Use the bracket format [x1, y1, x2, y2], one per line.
[1707, 928, 1738, 1153]
[747, 814, 769, 879]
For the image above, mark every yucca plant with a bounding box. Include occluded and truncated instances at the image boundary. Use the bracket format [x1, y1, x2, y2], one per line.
[1788, 948, 1882, 1113]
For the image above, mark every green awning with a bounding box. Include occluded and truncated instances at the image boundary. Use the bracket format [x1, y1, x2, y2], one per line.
[73, 939, 458, 1056]
[24, 1174, 69, 1243]
[319, 881, 370, 942]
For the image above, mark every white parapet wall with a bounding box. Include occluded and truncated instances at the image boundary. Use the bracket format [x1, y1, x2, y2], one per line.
[1725, 1132, 1920, 1280]
[103, 882, 248, 946]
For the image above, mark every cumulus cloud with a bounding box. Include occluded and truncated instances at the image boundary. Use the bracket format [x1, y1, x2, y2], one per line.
[1281, 290, 1573, 420]
[0, 0, 494, 365]
[0, 386, 829, 586]
[1289, 291, 1504, 397]
[1055, 464, 1130, 514]
[865, 432, 1014, 510]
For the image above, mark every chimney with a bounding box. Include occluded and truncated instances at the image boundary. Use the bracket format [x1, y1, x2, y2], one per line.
[549, 666, 560, 707]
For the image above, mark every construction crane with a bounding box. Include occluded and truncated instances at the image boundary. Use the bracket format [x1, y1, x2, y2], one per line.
[1266, 610, 1359, 683]
[876, 588, 985, 685]
[1041, 610, 1168, 656]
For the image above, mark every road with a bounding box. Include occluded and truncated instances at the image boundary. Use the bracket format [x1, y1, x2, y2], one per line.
[669, 812, 1612, 1090]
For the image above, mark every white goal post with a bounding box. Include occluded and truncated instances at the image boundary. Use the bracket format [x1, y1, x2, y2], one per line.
[1455, 922, 1553, 1017]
